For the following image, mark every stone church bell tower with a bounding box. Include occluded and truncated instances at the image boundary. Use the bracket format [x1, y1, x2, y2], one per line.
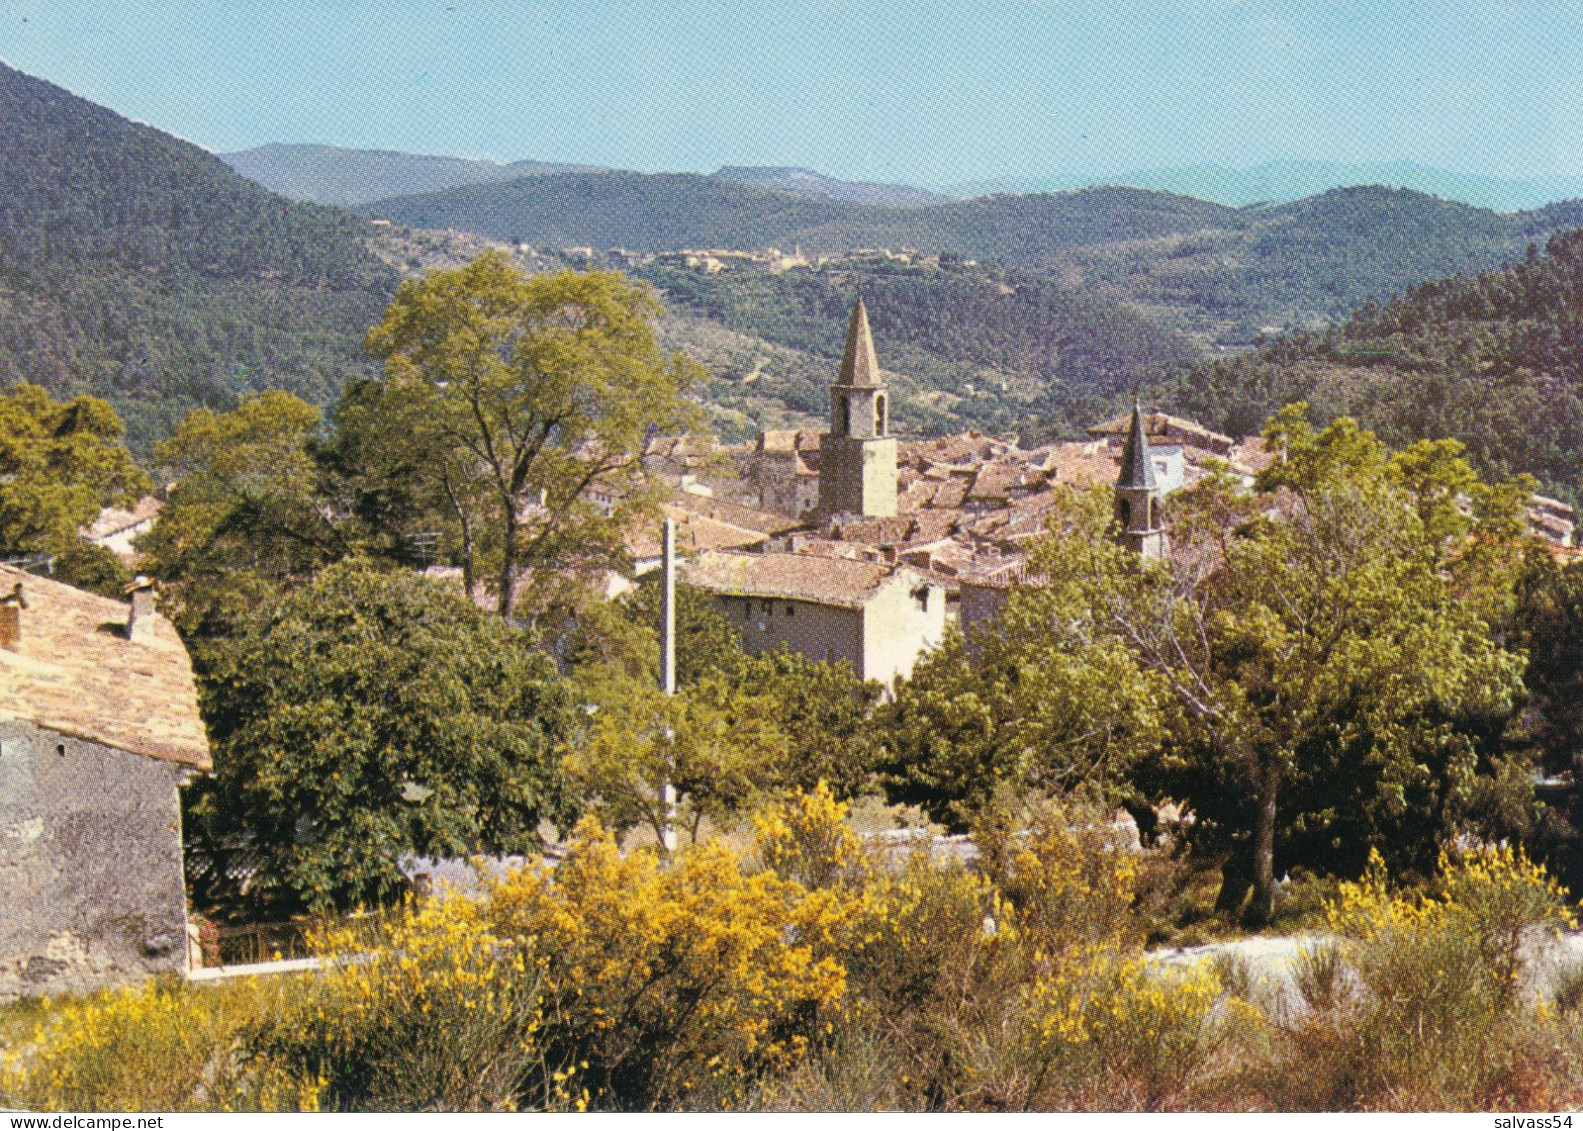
[1115, 402, 1168, 560]
[818, 295, 898, 519]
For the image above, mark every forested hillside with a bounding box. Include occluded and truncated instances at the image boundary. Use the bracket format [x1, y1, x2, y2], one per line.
[363, 172, 1231, 266]
[15, 54, 1583, 462]
[1172, 226, 1583, 500]
[363, 172, 1582, 344]
[0, 64, 398, 451]
[643, 259, 1194, 440]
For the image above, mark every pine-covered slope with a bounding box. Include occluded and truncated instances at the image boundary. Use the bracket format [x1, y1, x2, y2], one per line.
[1171, 226, 1583, 500]
[0, 63, 399, 450]
[362, 173, 1582, 344]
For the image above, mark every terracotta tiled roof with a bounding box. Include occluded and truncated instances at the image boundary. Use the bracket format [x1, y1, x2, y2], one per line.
[1227, 436, 1278, 476]
[684, 551, 917, 608]
[0, 564, 210, 770]
[758, 429, 824, 454]
[830, 511, 959, 548]
[668, 492, 808, 536]
[930, 480, 970, 509]
[1040, 442, 1122, 486]
[626, 506, 770, 560]
[961, 555, 1035, 589]
[1088, 411, 1233, 453]
[899, 431, 1014, 468]
[966, 459, 1049, 501]
[780, 537, 881, 564]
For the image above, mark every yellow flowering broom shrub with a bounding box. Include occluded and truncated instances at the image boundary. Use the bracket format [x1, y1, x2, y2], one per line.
[988, 946, 1222, 1110]
[484, 818, 860, 1111]
[253, 897, 549, 1111]
[753, 780, 873, 892]
[973, 791, 1140, 953]
[0, 978, 318, 1113]
[1261, 844, 1583, 1109]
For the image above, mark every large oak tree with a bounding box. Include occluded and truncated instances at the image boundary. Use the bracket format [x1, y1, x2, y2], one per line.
[358, 254, 701, 622]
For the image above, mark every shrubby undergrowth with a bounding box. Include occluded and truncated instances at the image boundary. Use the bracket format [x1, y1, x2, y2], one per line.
[4, 787, 1581, 1112]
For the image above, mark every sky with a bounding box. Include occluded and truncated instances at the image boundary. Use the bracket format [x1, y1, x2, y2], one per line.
[1, 1, 1581, 189]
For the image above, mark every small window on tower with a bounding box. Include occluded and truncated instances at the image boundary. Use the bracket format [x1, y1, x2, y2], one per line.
[1118, 498, 1132, 527]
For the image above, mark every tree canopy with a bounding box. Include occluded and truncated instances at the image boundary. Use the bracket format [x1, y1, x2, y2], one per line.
[0, 383, 148, 574]
[358, 254, 703, 622]
[879, 408, 1537, 924]
[186, 559, 576, 918]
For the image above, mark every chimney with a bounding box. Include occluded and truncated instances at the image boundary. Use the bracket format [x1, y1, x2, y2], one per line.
[125, 576, 158, 643]
[0, 583, 25, 650]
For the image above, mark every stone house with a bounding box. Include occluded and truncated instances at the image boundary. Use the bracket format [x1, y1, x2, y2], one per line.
[754, 429, 823, 518]
[684, 550, 945, 686]
[0, 567, 210, 1002]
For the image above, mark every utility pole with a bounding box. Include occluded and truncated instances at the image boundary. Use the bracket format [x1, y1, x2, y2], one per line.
[659, 516, 678, 852]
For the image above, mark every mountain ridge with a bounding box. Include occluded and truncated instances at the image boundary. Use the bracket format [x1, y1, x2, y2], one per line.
[221, 142, 605, 207]
[359, 172, 1581, 345]
[945, 159, 1583, 213]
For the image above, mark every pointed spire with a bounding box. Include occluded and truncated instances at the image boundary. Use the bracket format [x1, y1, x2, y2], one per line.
[838, 294, 882, 388]
[1117, 402, 1157, 490]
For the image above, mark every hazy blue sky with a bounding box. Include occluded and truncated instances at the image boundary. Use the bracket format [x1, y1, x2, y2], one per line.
[1, 1, 1578, 187]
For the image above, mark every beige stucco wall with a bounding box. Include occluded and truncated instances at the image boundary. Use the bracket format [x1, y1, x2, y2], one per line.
[860, 575, 946, 687]
[709, 572, 942, 686]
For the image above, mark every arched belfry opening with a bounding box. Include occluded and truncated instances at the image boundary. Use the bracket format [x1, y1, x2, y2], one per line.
[875, 393, 887, 436]
[835, 396, 849, 436]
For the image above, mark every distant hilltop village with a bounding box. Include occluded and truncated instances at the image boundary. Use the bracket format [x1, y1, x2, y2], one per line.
[533, 243, 960, 275]
[599, 295, 1579, 686]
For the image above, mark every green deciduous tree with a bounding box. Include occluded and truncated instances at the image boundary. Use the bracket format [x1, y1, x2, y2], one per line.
[563, 662, 790, 848]
[360, 254, 703, 623]
[1137, 410, 1526, 922]
[138, 390, 346, 644]
[877, 486, 1174, 831]
[563, 582, 885, 828]
[0, 382, 148, 560]
[882, 408, 1532, 924]
[186, 559, 575, 918]
[1513, 551, 1583, 776]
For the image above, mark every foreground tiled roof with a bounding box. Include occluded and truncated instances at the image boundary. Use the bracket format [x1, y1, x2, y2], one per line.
[0, 564, 210, 770]
[684, 551, 911, 608]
